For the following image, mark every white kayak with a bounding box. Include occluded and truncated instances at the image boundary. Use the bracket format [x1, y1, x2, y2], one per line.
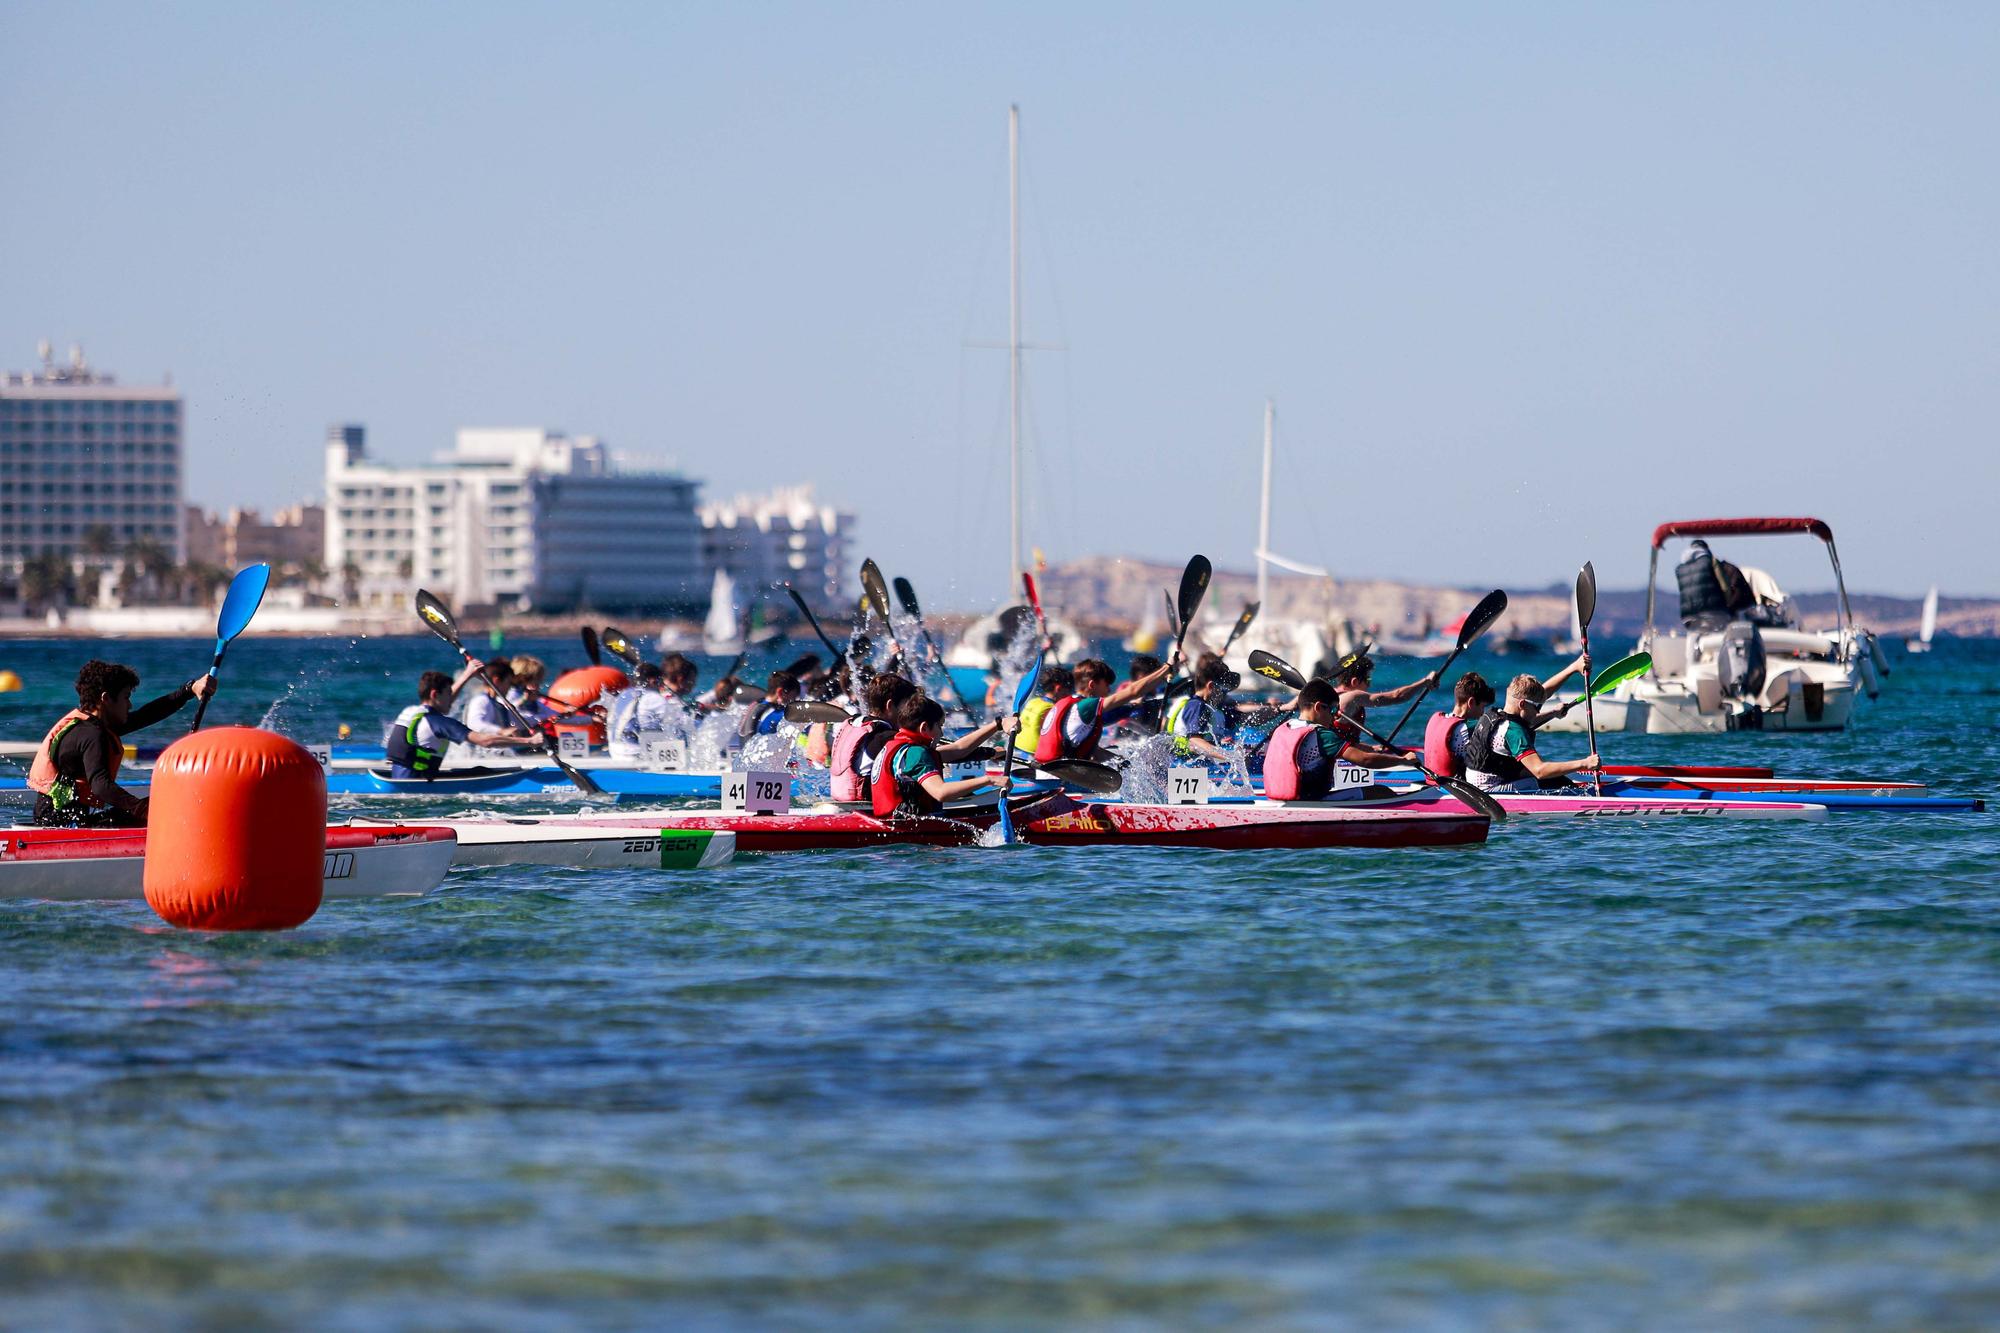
[403, 820, 738, 869]
[0, 825, 457, 902]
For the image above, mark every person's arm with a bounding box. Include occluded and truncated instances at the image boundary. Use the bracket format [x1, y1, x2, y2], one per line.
[737, 705, 761, 741]
[938, 719, 1003, 758]
[449, 660, 482, 699]
[1363, 672, 1440, 707]
[1103, 660, 1174, 710]
[78, 727, 147, 816]
[121, 678, 210, 732]
[1338, 741, 1413, 769]
[920, 770, 1012, 803]
[1519, 747, 1600, 780]
[1188, 736, 1230, 761]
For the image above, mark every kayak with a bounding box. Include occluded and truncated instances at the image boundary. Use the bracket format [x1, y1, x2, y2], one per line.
[0, 768, 721, 800]
[391, 820, 738, 869]
[0, 825, 457, 902]
[446, 794, 1489, 852]
[1367, 787, 1828, 820]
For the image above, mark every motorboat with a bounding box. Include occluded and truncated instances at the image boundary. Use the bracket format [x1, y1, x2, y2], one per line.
[1543, 517, 1887, 735]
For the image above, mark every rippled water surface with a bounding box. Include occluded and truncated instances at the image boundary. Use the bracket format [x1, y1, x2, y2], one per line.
[1, 636, 1995, 1327]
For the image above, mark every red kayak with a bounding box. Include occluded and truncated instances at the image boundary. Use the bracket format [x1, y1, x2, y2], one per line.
[1603, 763, 1774, 779]
[0, 825, 457, 901]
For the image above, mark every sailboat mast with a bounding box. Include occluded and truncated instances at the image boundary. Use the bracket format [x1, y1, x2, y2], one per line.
[1008, 103, 1023, 600]
[1257, 399, 1274, 610]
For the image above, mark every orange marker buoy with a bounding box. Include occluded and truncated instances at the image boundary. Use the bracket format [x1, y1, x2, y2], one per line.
[0, 670, 22, 692]
[143, 727, 328, 931]
[547, 665, 630, 709]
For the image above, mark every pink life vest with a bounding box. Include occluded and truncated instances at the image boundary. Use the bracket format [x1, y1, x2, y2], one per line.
[1423, 711, 1461, 778]
[830, 717, 890, 803]
[1034, 695, 1102, 766]
[1261, 719, 1313, 801]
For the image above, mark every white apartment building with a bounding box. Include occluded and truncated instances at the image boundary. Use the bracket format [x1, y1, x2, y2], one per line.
[324, 425, 702, 613]
[700, 485, 853, 603]
[1, 344, 183, 584]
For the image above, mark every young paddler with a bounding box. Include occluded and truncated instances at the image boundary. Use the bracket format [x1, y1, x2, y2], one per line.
[1033, 656, 1175, 765]
[1163, 657, 1239, 762]
[833, 676, 1010, 803]
[1458, 673, 1600, 793]
[387, 668, 541, 778]
[26, 659, 218, 827]
[1012, 664, 1071, 759]
[737, 671, 802, 739]
[872, 695, 1013, 819]
[1262, 678, 1411, 800]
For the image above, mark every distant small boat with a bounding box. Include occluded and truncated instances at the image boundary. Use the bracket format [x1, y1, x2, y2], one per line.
[700, 568, 744, 657]
[1906, 585, 1938, 653]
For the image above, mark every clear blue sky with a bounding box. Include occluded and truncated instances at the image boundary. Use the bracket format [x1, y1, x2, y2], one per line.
[4, 2, 1994, 605]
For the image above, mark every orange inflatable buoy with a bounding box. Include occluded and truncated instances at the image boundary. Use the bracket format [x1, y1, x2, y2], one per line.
[143, 727, 328, 931]
[547, 665, 630, 709]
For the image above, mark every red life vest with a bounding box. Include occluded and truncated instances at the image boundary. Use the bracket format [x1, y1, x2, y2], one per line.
[1262, 718, 1312, 801]
[1034, 694, 1102, 765]
[831, 717, 890, 803]
[1422, 711, 1461, 778]
[871, 729, 941, 819]
[27, 709, 120, 806]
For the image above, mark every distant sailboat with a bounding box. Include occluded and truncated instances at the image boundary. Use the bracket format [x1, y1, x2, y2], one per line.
[701, 568, 745, 656]
[1906, 585, 1938, 653]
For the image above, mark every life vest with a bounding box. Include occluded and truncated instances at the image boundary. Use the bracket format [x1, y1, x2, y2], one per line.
[27, 709, 119, 809]
[831, 717, 891, 802]
[1034, 695, 1103, 765]
[750, 701, 785, 735]
[385, 704, 449, 776]
[1163, 694, 1212, 758]
[1461, 710, 1531, 786]
[1676, 544, 1727, 623]
[1422, 711, 1461, 778]
[870, 728, 941, 819]
[1014, 695, 1055, 755]
[1261, 718, 1313, 800]
[1332, 690, 1368, 749]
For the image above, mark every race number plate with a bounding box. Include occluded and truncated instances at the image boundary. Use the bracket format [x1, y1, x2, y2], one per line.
[1333, 762, 1372, 794]
[722, 771, 791, 815]
[1167, 765, 1212, 805]
[306, 742, 332, 774]
[557, 732, 588, 762]
[638, 732, 687, 770]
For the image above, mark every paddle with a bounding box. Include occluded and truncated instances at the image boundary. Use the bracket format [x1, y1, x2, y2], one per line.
[1548, 651, 1652, 721]
[414, 589, 602, 795]
[600, 626, 643, 672]
[892, 575, 973, 714]
[785, 585, 847, 662]
[782, 701, 853, 726]
[860, 559, 900, 650]
[581, 626, 602, 667]
[1218, 601, 1261, 658]
[1023, 572, 1054, 663]
[780, 652, 821, 681]
[1383, 588, 1508, 744]
[1163, 588, 1181, 646]
[997, 659, 1044, 845]
[1163, 556, 1213, 687]
[1576, 562, 1602, 796]
[1244, 648, 1504, 821]
[1042, 757, 1122, 796]
[187, 562, 270, 732]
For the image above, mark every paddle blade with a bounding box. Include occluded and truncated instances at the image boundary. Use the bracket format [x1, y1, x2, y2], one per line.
[1163, 588, 1181, 641]
[1232, 602, 1260, 639]
[781, 653, 822, 679]
[783, 701, 851, 726]
[601, 627, 642, 669]
[892, 576, 922, 619]
[1247, 649, 1307, 691]
[1456, 589, 1508, 650]
[1438, 775, 1507, 822]
[1175, 556, 1212, 637]
[860, 558, 892, 622]
[1022, 571, 1043, 614]
[414, 590, 462, 647]
[215, 564, 270, 643]
[1588, 651, 1652, 698]
[1042, 758, 1122, 795]
[1575, 562, 1597, 628]
[1011, 659, 1044, 715]
[581, 626, 601, 666]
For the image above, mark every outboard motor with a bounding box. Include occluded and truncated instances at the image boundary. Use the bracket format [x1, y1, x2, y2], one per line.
[1717, 622, 1768, 700]
[1676, 541, 1729, 629]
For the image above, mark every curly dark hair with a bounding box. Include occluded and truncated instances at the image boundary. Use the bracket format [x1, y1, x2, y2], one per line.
[75, 659, 140, 710]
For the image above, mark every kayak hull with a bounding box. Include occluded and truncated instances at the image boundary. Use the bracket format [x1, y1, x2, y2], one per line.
[428, 823, 738, 868]
[0, 825, 457, 902]
[1364, 787, 1828, 820]
[1021, 801, 1490, 848]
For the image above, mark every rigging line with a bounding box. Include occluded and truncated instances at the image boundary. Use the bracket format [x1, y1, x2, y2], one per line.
[1275, 421, 1343, 589]
[1019, 113, 1085, 575]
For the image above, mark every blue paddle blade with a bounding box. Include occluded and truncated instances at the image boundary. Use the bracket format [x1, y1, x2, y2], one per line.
[216, 563, 271, 643]
[1012, 660, 1044, 714]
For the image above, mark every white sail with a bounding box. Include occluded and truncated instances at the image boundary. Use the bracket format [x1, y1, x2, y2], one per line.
[1920, 585, 1938, 644]
[701, 568, 744, 655]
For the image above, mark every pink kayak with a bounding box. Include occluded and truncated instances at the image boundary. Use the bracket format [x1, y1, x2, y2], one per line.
[1370, 787, 1827, 820]
[0, 825, 458, 901]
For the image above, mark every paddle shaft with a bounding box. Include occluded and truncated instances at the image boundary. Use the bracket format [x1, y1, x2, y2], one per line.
[187, 646, 224, 732]
[1382, 643, 1464, 745]
[1580, 623, 1602, 795]
[787, 588, 847, 662]
[447, 643, 602, 795]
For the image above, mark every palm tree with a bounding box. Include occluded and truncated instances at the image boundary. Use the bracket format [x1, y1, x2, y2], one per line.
[21, 550, 74, 613]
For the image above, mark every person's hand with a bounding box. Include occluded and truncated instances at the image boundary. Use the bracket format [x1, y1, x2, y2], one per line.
[1583, 751, 1600, 769]
[1403, 748, 1422, 763]
[132, 797, 151, 821]
[1425, 671, 1442, 689]
[992, 774, 1014, 794]
[189, 675, 218, 699]
[1001, 712, 1019, 733]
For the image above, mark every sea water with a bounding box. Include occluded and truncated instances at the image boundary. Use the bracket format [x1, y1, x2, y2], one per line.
[0, 635, 1995, 1327]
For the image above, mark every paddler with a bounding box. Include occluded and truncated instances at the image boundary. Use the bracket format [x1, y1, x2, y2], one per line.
[461, 657, 520, 733]
[872, 695, 1013, 819]
[1330, 652, 1438, 740]
[1163, 658, 1240, 762]
[738, 671, 802, 739]
[506, 655, 554, 725]
[1033, 656, 1175, 765]
[1261, 678, 1414, 802]
[1012, 664, 1071, 759]
[26, 659, 218, 827]
[387, 669, 541, 778]
[607, 662, 672, 755]
[1460, 674, 1600, 793]
[1101, 653, 1166, 735]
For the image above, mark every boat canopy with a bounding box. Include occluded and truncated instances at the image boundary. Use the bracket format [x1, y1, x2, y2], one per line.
[1652, 517, 1834, 548]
